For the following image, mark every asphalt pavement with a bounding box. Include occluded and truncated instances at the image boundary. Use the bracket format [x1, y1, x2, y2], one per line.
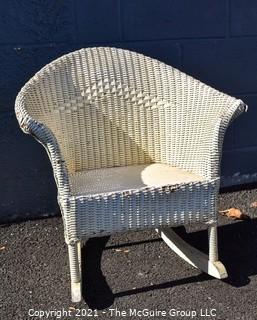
[1, 187, 257, 320]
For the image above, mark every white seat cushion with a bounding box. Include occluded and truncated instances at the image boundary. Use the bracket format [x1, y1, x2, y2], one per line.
[69, 163, 203, 196]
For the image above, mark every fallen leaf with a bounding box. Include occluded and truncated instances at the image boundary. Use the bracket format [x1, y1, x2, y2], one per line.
[114, 248, 130, 253]
[0, 246, 5, 251]
[250, 201, 257, 208]
[219, 208, 250, 220]
[69, 307, 76, 311]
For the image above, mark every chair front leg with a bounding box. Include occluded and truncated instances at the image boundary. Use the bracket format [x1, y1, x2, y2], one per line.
[68, 241, 82, 302]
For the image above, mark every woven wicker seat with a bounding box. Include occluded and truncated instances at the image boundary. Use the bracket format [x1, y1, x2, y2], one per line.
[15, 47, 246, 302]
[69, 164, 203, 196]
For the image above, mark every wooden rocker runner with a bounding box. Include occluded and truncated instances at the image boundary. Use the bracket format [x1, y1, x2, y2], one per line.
[15, 47, 246, 302]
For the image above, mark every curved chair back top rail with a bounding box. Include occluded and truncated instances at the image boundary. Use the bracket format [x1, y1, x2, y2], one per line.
[15, 47, 247, 192]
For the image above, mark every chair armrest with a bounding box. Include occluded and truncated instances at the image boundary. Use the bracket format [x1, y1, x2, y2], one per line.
[171, 97, 247, 180]
[15, 97, 71, 199]
[205, 99, 247, 179]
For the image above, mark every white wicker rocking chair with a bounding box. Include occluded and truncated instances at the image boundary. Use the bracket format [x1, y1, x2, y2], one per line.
[15, 47, 246, 302]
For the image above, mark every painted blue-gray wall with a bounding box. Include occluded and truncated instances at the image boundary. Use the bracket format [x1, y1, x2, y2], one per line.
[1, 1, 257, 221]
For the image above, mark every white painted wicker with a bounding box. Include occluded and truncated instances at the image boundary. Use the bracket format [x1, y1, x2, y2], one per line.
[15, 47, 246, 301]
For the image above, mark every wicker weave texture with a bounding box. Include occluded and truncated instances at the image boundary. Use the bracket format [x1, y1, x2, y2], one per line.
[69, 163, 204, 196]
[72, 179, 219, 239]
[15, 47, 246, 244]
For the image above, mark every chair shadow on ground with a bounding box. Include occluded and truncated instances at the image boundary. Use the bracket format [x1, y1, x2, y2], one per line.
[82, 218, 257, 310]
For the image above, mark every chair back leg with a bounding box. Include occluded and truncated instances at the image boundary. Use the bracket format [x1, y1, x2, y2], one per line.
[208, 224, 218, 262]
[157, 226, 227, 279]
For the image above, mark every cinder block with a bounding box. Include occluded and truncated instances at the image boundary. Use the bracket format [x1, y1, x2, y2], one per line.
[122, 41, 181, 67]
[223, 126, 235, 152]
[234, 95, 257, 148]
[75, 0, 121, 42]
[181, 39, 257, 94]
[0, 113, 59, 219]
[0, 1, 74, 44]
[230, 0, 257, 36]
[122, 0, 227, 41]
[221, 147, 257, 186]
[0, 45, 75, 112]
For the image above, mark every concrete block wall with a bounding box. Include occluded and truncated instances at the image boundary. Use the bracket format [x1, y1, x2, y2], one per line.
[1, 1, 256, 221]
